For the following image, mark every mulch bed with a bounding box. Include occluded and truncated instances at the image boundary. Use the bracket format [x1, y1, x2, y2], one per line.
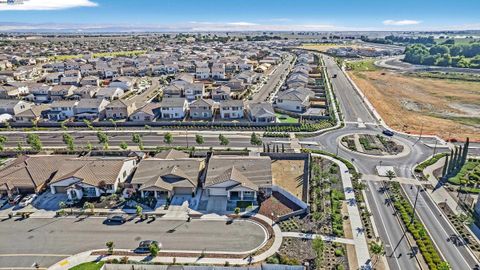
[258, 192, 301, 219]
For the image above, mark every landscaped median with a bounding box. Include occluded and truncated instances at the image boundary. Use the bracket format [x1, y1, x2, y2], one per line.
[388, 182, 448, 270]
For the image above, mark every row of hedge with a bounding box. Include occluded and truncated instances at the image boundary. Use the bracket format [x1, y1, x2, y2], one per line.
[390, 182, 446, 270]
[414, 153, 448, 173]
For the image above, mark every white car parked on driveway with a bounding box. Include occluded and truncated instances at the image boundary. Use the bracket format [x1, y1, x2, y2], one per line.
[18, 194, 37, 208]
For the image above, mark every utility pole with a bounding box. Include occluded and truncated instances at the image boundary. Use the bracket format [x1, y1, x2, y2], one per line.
[185, 129, 189, 148]
[433, 140, 438, 156]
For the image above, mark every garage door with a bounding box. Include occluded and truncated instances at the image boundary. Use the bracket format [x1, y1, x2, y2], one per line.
[54, 186, 68, 193]
[174, 187, 192, 195]
[208, 188, 227, 196]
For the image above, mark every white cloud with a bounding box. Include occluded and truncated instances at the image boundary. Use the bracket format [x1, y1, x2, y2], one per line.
[226, 22, 259, 26]
[383, 19, 421, 26]
[0, 0, 98, 11]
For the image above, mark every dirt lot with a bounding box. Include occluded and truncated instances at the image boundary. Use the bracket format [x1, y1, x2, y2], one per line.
[301, 43, 361, 52]
[271, 160, 305, 200]
[348, 70, 480, 141]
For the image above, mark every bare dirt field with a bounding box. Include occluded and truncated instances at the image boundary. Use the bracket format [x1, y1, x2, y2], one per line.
[301, 43, 361, 52]
[348, 69, 480, 141]
[271, 160, 305, 200]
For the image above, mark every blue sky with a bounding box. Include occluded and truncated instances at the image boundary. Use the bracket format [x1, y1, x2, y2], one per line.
[0, 0, 479, 31]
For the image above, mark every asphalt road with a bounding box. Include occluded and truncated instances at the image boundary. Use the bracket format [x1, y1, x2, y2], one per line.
[249, 54, 294, 103]
[365, 180, 420, 270]
[403, 184, 479, 270]
[0, 217, 266, 268]
[322, 55, 376, 124]
[0, 131, 292, 151]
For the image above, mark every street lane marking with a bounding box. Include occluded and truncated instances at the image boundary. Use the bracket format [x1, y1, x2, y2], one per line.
[367, 181, 403, 270]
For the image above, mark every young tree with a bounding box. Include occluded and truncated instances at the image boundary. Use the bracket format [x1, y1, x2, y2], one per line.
[369, 241, 385, 266]
[195, 134, 204, 145]
[109, 119, 117, 130]
[106, 241, 114, 255]
[132, 133, 142, 144]
[136, 205, 143, 217]
[164, 132, 173, 144]
[26, 134, 42, 151]
[219, 134, 229, 146]
[250, 132, 262, 146]
[62, 133, 75, 151]
[86, 142, 93, 151]
[120, 141, 128, 150]
[97, 131, 109, 144]
[83, 202, 95, 215]
[149, 242, 160, 257]
[438, 262, 451, 270]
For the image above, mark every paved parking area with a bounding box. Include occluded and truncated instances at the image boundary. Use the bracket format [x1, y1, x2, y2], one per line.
[0, 217, 266, 268]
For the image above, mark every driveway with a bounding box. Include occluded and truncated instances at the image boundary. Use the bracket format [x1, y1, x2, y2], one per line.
[33, 192, 68, 211]
[206, 196, 227, 213]
[0, 217, 266, 268]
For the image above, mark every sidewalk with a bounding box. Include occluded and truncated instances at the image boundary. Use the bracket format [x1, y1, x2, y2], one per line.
[312, 153, 371, 269]
[282, 231, 355, 245]
[48, 213, 283, 270]
[423, 156, 465, 215]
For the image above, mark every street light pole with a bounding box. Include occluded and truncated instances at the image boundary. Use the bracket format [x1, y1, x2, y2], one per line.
[185, 129, 189, 148]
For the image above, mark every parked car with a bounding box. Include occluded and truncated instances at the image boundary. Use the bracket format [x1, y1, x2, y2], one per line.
[8, 195, 22, 205]
[18, 194, 37, 207]
[135, 240, 161, 253]
[105, 214, 127, 224]
[382, 130, 395, 137]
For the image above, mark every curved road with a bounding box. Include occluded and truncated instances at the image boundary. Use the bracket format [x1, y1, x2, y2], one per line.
[0, 217, 266, 268]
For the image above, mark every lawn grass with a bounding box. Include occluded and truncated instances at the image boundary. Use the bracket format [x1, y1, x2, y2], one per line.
[345, 60, 378, 72]
[275, 113, 299, 124]
[448, 159, 480, 186]
[69, 262, 104, 270]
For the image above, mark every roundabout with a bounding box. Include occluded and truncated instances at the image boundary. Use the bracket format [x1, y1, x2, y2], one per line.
[339, 132, 411, 158]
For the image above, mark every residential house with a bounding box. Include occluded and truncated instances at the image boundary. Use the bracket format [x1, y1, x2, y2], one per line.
[203, 155, 272, 201]
[60, 76, 80, 86]
[14, 104, 49, 123]
[49, 85, 75, 101]
[0, 99, 32, 116]
[0, 155, 73, 196]
[129, 103, 161, 122]
[28, 84, 52, 103]
[219, 99, 244, 119]
[276, 87, 314, 113]
[184, 83, 205, 101]
[44, 72, 62, 85]
[49, 157, 136, 200]
[211, 85, 231, 101]
[74, 98, 110, 120]
[248, 102, 276, 123]
[211, 63, 226, 80]
[195, 66, 210, 80]
[47, 100, 78, 121]
[105, 99, 137, 120]
[71, 85, 99, 99]
[163, 84, 184, 98]
[80, 76, 100, 87]
[189, 98, 215, 120]
[130, 157, 205, 202]
[110, 77, 135, 91]
[159, 97, 188, 119]
[96, 87, 124, 101]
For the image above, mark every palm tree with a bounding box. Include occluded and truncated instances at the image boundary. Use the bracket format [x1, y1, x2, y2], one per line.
[164, 132, 173, 144]
[386, 170, 396, 181]
[369, 241, 385, 266]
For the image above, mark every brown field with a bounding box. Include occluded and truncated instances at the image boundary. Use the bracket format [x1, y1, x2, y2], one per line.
[348, 70, 480, 141]
[300, 43, 361, 52]
[271, 160, 305, 200]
